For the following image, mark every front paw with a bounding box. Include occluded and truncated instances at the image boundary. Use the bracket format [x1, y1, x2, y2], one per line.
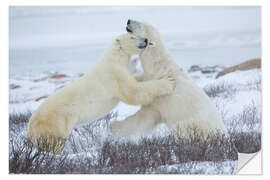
[159, 76, 176, 95]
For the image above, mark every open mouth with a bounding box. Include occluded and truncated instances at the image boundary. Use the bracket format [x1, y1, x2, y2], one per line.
[126, 26, 132, 33]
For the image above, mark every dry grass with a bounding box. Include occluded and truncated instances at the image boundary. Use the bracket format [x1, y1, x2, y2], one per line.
[226, 101, 261, 153]
[9, 128, 237, 174]
[9, 78, 261, 173]
[204, 82, 237, 98]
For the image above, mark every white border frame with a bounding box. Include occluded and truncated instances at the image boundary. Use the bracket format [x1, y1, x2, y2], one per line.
[2, 0, 269, 178]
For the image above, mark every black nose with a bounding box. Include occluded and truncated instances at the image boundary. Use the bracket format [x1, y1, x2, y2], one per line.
[127, 19, 131, 25]
[144, 39, 148, 45]
[126, 26, 132, 32]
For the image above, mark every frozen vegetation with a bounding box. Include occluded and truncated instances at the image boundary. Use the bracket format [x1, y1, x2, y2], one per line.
[9, 68, 261, 174]
[9, 7, 261, 174]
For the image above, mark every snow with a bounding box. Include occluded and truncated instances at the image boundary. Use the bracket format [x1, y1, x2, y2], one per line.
[9, 72, 80, 114]
[147, 160, 237, 174]
[202, 69, 262, 133]
[9, 6, 261, 174]
[8, 66, 261, 175]
[11, 69, 261, 130]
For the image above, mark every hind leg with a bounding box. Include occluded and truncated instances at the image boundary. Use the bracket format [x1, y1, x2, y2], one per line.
[110, 106, 161, 137]
[27, 114, 72, 154]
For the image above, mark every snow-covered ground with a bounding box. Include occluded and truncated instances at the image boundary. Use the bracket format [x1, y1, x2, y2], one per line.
[146, 160, 237, 174]
[9, 67, 261, 174]
[9, 6, 261, 174]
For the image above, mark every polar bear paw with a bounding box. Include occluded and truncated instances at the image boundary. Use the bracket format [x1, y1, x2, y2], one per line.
[158, 73, 176, 95]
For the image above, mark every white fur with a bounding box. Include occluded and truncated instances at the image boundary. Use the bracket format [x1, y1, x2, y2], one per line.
[27, 34, 175, 152]
[111, 21, 226, 138]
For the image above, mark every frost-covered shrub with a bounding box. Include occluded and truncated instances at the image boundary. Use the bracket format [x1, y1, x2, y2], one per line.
[204, 82, 237, 98]
[9, 138, 67, 174]
[230, 132, 261, 153]
[95, 133, 237, 174]
[9, 111, 238, 174]
[9, 112, 31, 129]
[205, 76, 261, 154]
[64, 112, 117, 154]
[226, 102, 261, 153]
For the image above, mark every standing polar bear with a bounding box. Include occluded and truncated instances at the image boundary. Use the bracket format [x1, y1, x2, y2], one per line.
[110, 20, 226, 138]
[27, 34, 176, 153]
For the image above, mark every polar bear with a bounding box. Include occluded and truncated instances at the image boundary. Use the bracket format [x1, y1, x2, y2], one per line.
[110, 20, 226, 138]
[27, 34, 176, 153]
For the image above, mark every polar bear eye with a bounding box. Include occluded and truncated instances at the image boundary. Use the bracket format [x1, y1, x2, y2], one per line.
[130, 36, 135, 40]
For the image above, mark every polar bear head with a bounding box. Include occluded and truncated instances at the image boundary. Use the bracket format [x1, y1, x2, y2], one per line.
[126, 19, 161, 46]
[114, 33, 149, 56]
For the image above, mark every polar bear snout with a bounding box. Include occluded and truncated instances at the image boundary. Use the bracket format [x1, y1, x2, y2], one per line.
[126, 20, 135, 33]
[130, 35, 148, 49]
[126, 19, 132, 32]
[126, 26, 132, 33]
[126, 19, 144, 36]
[138, 38, 148, 49]
[127, 19, 138, 26]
